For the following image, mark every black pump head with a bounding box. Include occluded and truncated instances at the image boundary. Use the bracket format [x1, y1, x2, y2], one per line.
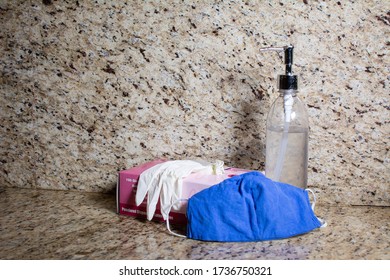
[279, 45, 297, 90]
[259, 45, 298, 90]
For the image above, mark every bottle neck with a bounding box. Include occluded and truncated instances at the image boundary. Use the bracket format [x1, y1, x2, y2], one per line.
[279, 89, 297, 97]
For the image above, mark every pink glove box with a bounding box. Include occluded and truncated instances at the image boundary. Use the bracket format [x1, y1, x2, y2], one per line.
[116, 159, 251, 225]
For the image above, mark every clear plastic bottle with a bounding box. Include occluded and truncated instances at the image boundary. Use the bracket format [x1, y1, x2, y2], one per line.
[265, 90, 309, 188]
[260, 45, 309, 189]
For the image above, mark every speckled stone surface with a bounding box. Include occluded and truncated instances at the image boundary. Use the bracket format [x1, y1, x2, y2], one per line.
[0, 187, 388, 260]
[0, 1, 389, 206]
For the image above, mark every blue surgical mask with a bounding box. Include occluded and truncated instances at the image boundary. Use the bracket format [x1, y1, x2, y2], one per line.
[167, 171, 326, 242]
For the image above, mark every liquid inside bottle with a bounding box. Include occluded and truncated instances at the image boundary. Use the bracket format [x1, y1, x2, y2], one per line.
[265, 124, 308, 189]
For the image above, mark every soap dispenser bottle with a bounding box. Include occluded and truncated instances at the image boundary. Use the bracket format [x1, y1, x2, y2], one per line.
[260, 45, 309, 189]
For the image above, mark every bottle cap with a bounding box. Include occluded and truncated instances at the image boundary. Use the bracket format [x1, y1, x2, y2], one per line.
[278, 75, 298, 90]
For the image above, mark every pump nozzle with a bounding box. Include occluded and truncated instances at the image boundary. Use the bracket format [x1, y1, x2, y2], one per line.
[259, 45, 297, 90]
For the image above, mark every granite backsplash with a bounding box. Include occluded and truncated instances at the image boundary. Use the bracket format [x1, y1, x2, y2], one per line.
[0, 0, 389, 206]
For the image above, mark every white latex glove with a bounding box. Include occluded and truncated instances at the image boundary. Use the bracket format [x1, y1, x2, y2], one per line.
[158, 160, 213, 220]
[136, 160, 224, 221]
[135, 162, 171, 208]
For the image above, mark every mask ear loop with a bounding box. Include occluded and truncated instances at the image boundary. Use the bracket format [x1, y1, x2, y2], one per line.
[166, 199, 188, 238]
[306, 189, 327, 228]
[306, 188, 317, 211]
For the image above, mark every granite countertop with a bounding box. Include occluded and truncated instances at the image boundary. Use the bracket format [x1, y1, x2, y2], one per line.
[0, 186, 388, 260]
